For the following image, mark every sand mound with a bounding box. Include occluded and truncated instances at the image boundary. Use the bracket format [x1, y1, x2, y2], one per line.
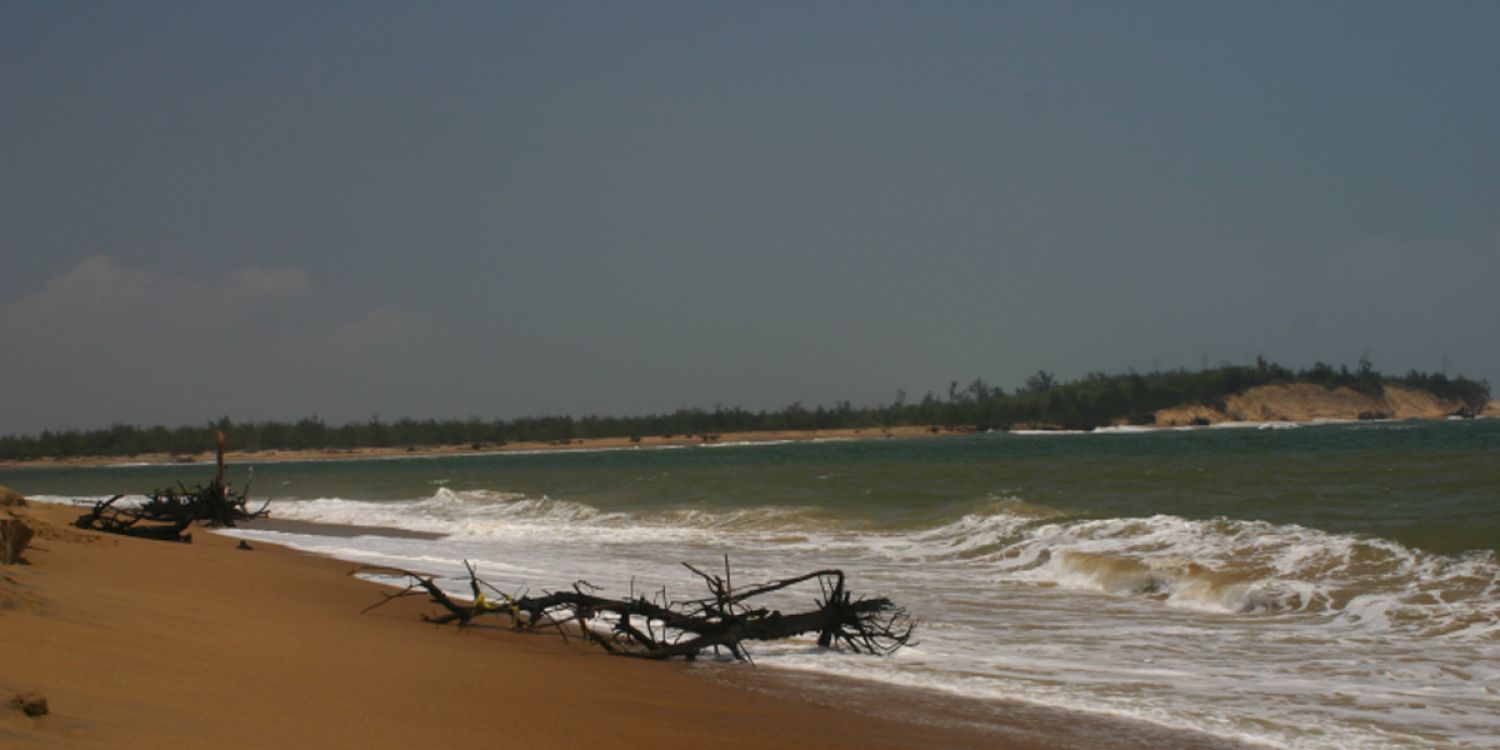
[1154, 384, 1467, 426]
[0, 486, 27, 508]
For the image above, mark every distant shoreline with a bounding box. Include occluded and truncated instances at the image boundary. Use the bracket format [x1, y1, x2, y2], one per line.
[5, 393, 1495, 470]
[5, 365, 1491, 465]
[0, 425, 957, 469]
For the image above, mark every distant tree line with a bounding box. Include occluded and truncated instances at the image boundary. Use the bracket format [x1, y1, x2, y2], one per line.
[0, 360, 1489, 460]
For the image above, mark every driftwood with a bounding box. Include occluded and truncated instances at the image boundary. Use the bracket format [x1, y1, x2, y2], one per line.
[74, 431, 269, 542]
[356, 557, 914, 662]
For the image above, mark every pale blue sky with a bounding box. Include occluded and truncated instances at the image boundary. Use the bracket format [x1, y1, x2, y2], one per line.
[3, 2, 1497, 435]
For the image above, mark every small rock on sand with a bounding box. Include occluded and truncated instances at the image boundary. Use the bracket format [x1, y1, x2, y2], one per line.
[9, 691, 48, 717]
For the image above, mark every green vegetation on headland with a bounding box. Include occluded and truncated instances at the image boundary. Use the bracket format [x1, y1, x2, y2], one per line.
[0, 360, 1489, 461]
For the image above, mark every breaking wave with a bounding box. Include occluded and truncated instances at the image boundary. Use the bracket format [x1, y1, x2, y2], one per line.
[987, 514, 1499, 638]
[261, 489, 1499, 640]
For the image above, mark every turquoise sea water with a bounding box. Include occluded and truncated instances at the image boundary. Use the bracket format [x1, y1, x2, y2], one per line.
[7, 419, 1498, 748]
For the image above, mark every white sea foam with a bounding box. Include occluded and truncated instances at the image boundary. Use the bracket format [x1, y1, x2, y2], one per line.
[1199, 420, 1299, 430]
[987, 514, 1500, 636]
[31, 493, 152, 507]
[702, 439, 798, 448]
[257, 490, 1500, 642]
[52, 483, 1481, 749]
[1010, 421, 1314, 435]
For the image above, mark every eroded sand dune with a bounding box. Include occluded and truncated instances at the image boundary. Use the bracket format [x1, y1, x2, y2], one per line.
[1154, 384, 1477, 426]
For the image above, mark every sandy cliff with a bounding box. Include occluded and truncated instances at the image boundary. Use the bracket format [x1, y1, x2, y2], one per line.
[1153, 383, 1476, 427]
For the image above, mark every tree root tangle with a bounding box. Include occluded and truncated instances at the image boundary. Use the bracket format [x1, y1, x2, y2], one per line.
[73, 431, 269, 542]
[356, 557, 915, 662]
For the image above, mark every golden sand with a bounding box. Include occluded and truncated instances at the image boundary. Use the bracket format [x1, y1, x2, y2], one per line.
[1, 501, 1013, 749]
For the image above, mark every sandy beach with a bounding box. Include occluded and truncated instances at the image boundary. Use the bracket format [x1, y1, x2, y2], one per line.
[2, 498, 1018, 749]
[7, 418, 1491, 747]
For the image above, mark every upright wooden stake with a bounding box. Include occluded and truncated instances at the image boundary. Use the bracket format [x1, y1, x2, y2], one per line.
[215, 430, 226, 493]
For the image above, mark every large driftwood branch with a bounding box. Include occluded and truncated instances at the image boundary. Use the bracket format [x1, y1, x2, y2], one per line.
[74, 432, 269, 542]
[354, 559, 914, 662]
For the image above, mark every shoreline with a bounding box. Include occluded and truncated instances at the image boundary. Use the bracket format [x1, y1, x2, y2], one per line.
[7, 414, 1494, 746]
[2, 500, 1253, 749]
[5, 404, 1496, 471]
[3, 500, 1022, 749]
[0, 425, 959, 470]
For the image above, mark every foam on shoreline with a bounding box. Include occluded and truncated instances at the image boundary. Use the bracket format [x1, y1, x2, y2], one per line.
[184, 487, 1500, 749]
[1, 501, 1017, 750]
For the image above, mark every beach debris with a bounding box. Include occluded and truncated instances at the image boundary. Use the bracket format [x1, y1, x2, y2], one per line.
[356, 558, 914, 662]
[0, 516, 34, 564]
[237, 540, 254, 551]
[73, 432, 269, 542]
[73, 482, 268, 542]
[8, 692, 48, 717]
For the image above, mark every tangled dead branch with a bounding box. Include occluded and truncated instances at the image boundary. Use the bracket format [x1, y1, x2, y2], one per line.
[355, 557, 914, 662]
[73, 431, 269, 542]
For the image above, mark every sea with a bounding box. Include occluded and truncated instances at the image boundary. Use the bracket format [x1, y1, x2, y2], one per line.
[6, 418, 1498, 749]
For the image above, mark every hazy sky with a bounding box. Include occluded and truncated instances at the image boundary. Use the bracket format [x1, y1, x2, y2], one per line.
[3, 2, 1497, 436]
